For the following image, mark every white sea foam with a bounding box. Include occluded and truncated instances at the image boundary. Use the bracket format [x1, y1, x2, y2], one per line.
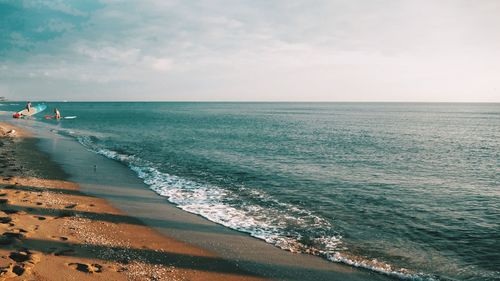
[70, 132, 440, 281]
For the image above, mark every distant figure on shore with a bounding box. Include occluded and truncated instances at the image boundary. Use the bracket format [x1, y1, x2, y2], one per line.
[54, 108, 61, 119]
[26, 101, 32, 112]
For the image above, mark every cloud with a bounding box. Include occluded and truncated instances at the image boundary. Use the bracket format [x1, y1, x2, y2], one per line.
[148, 57, 173, 72]
[35, 18, 75, 33]
[8, 32, 34, 49]
[21, 0, 88, 17]
[0, 0, 102, 54]
[75, 44, 141, 64]
[0, 0, 499, 101]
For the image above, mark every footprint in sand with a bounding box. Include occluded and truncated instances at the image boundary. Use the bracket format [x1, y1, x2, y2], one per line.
[68, 263, 102, 273]
[12, 264, 25, 276]
[0, 217, 12, 224]
[0, 230, 28, 245]
[9, 251, 32, 263]
[7, 249, 40, 277]
[2, 232, 25, 240]
[0, 264, 25, 278]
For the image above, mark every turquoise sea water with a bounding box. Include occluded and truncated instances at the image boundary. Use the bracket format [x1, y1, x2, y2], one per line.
[2, 102, 499, 280]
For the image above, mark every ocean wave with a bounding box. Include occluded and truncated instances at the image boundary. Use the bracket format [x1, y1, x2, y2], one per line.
[69, 131, 440, 281]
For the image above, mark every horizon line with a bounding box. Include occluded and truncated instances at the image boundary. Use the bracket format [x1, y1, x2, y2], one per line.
[2, 100, 499, 104]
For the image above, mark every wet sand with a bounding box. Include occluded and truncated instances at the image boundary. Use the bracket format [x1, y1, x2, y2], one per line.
[1, 121, 394, 281]
[0, 122, 267, 280]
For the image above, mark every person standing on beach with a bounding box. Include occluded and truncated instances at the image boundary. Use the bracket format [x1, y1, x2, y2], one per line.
[54, 108, 61, 119]
[26, 101, 32, 112]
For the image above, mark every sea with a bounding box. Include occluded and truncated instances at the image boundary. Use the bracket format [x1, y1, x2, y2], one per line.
[1, 102, 499, 281]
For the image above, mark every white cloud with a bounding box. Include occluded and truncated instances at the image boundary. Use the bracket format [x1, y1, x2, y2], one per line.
[148, 57, 173, 72]
[22, 0, 87, 17]
[36, 19, 75, 33]
[9, 32, 33, 48]
[75, 44, 141, 64]
[1, 0, 500, 101]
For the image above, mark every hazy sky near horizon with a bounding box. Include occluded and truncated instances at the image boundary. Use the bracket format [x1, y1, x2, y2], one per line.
[1, 0, 499, 101]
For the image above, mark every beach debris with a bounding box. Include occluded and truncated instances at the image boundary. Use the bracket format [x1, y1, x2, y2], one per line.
[6, 130, 15, 136]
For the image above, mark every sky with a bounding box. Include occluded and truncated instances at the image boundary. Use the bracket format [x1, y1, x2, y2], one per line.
[1, 0, 499, 102]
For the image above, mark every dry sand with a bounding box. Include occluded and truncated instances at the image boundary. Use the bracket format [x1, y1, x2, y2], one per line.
[0, 122, 267, 281]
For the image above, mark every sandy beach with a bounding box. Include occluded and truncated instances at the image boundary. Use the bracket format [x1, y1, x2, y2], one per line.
[0, 122, 268, 280]
[0, 120, 397, 281]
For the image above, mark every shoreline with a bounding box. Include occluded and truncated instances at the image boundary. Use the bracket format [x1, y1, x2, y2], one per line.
[0, 122, 267, 280]
[1, 120, 394, 281]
